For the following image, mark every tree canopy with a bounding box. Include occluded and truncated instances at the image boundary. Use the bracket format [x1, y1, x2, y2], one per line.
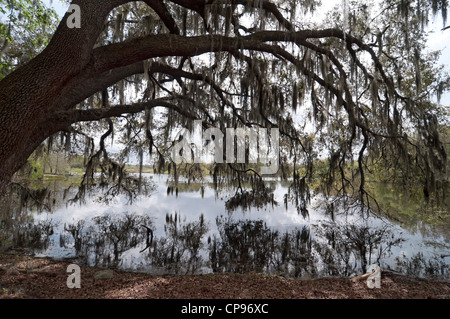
[0, 0, 448, 216]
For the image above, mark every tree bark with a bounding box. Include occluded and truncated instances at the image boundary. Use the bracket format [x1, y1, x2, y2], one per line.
[0, 0, 121, 193]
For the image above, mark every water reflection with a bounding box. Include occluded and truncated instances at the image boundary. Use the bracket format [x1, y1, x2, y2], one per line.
[11, 220, 55, 251]
[210, 218, 312, 277]
[313, 221, 404, 276]
[61, 213, 152, 268]
[144, 213, 209, 275]
[0, 174, 449, 279]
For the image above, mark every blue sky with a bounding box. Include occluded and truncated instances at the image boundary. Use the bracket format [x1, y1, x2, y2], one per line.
[43, 0, 68, 16]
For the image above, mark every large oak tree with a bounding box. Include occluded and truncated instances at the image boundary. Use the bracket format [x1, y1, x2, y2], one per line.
[0, 0, 448, 213]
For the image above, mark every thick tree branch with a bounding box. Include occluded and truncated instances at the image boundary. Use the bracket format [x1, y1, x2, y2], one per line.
[85, 29, 390, 80]
[56, 61, 146, 112]
[143, 0, 181, 34]
[231, 0, 294, 31]
[53, 97, 198, 125]
[54, 27, 396, 121]
[53, 28, 402, 147]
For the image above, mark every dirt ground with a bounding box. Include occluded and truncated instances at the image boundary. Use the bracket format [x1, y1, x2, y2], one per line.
[1, 253, 449, 299]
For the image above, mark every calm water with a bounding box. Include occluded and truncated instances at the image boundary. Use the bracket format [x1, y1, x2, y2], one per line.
[2, 173, 449, 278]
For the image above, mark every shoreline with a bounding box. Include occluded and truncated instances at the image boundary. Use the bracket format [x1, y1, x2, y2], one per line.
[1, 253, 449, 299]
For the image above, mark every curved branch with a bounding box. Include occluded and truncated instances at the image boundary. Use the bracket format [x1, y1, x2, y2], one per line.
[54, 97, 198, 125]
[57, 28, 397, 120]
[56, 61, 146, 112]
[143, 0, 181, 34]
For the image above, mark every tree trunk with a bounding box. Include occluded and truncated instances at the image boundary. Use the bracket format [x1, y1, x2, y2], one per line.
[0, 53, 74, 194]
[0, 0, 121, 194]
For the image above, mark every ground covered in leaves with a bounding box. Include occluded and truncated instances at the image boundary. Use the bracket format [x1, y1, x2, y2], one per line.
[1, 253, 449, 299]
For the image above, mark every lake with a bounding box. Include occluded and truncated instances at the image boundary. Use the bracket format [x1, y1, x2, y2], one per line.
[1, 173, 449, 278]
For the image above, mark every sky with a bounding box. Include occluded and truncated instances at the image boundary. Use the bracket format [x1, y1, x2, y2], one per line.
[425, 17, 450, 105]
